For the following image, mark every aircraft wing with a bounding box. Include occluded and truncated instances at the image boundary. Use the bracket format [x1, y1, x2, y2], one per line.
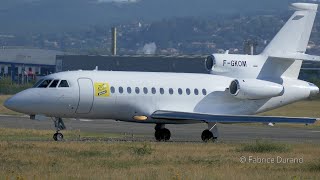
[151, 110, 317, 124]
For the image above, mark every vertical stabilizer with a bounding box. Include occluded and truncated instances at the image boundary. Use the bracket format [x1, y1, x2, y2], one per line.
[263, 3, 318, 55]
[260, 3, 318, 79]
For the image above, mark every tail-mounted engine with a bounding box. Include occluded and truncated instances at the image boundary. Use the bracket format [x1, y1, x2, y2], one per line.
[229, 79, 284, 100]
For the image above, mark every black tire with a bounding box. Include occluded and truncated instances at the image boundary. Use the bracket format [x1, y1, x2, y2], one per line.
[163, 128, 171, 141]
[201, 130, 213, 142]
[154, 128, 171, 141]
[155, 130, 162, 141]
[53, 133, 58, 141]
[56, 133, 64, 141]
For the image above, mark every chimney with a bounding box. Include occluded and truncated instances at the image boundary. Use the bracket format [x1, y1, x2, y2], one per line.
[111, 27, 117, 56]
[243, 39, 258, 55]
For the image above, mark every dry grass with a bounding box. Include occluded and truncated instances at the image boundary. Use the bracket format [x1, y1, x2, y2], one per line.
[260, 99, 320, 118]
[0, 130, 319, 179]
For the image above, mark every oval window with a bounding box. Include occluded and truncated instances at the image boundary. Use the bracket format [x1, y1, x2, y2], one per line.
[186, 88, 191, 95]
[202, 89, 207, 95]
[194, 89, 199, 95]
[135, 87, 140, 94]
[127, 87, 132, 94]
[119, 87, 124, 94]
[152, 87, 156, 94]
[111, 86, 115, 93]
[160, 88, 164, 95]
[143, 87, 148, 94]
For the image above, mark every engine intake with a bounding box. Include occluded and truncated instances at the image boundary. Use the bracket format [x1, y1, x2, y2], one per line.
[205, 55, 216, 71]
[229, 79, 284, 100]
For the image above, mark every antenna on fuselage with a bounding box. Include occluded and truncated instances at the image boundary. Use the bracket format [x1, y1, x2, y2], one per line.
[93, 66, 98, 71]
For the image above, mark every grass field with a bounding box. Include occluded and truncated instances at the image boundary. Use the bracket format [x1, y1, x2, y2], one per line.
[0, 128, 319, 179]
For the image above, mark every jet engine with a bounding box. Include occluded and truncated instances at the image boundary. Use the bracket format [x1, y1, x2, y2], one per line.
[205, 55, 215, 71]
[229, 79, 284, 100]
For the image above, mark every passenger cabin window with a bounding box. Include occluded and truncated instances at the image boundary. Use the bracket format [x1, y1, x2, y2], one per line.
[49, 80, 60, 88]
[178, 88, 183, 95]
[186, 88, 191, 95]
[169, 88, 174, 95]
[58, 80, 69, 88]
[38, 79, 53, 88]
[202, 89, 207, 95]
[194, 89, 199, 95]
[160, 88, 164, 95]
[135, 87, 140, 94]
[111, 86, 115, 93]
[119, 87, 124, 94]
[151, 87, 156, 94]
[143, 87, 148, 94]
[127, 87, 132, 94]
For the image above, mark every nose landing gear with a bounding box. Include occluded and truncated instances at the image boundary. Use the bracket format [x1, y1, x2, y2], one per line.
[53, 117, 66, 141]
[53, 132, 64, 141]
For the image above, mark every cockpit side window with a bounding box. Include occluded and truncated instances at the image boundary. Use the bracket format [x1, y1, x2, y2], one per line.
[49, 80, 60, 88]
[38, 79, 53, 88]
[33, 79, 44, 88]
[58, 80, 69, 88]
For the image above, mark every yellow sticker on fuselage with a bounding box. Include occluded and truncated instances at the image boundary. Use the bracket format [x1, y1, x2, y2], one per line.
[94, 82, 110, 97]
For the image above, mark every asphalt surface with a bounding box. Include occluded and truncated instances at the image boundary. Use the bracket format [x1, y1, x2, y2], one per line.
[0, 115, 319, 143]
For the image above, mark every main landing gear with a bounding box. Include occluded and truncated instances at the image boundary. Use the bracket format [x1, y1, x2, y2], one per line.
[154, 124, 171, 141]
[153, 123, 219, 142]
[201, 122, 219, 142]
[53, 117, 66, 141]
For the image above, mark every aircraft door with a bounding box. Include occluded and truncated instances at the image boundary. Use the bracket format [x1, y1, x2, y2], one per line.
[76, 78, 94, 114]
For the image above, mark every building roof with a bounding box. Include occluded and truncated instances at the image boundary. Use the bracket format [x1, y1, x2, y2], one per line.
[0, 48, 65, 66]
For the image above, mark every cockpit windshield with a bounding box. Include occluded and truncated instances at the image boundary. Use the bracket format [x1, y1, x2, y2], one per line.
[38, 79, 53, 88]
[33, 79, 44, 88]
[33, 79, 70, 88]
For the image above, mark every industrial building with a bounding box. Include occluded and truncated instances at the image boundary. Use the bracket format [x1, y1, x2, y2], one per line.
[56, 55, 209, 73]
[0, 48, 64, 83]
[57, 54, 320, 81]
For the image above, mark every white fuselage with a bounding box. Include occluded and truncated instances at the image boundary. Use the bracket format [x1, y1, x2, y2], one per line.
[6, 71, 312, 124]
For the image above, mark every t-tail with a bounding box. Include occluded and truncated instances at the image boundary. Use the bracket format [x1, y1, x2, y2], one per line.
[261, 3, 319, 79]
[209, 3, 320, 80]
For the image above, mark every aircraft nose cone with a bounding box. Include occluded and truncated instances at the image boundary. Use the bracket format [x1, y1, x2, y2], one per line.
[4, 92, 32, 113]
[4, 96, 19, 111]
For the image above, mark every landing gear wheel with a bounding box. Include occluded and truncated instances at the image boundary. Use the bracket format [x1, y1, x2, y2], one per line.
[155, 128, 171, 141]
[53, 132, 64, 141]
[201, 130, 216, 142]
[163, 128, 171, 141]
[52, 117, 66, 141]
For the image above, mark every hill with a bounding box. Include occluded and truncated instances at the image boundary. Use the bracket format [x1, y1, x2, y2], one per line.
[0, 0, 292, 34]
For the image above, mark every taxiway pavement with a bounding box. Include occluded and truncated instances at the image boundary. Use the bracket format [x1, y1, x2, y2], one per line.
[0, 115, 319, 143]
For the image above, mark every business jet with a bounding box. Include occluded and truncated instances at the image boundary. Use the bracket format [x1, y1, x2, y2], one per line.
[4, 3, 320, 142]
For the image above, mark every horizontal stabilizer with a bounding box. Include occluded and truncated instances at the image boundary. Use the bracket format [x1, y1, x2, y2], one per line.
[151, 110, 317, 124]
[270, 53, 320, 62]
